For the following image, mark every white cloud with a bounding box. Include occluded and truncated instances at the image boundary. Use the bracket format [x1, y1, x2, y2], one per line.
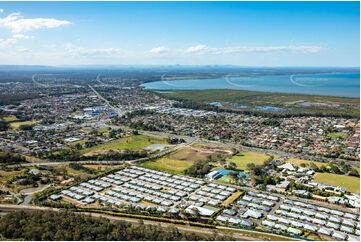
[0, 34, 33, 48]
[0, 12, 71, 33]
[185, 44, 209, 54]
[0, 9, 4, 13]
[65, 44, 122, 56]
[185, 44, 322, 54]
[147, 46, 170, 54]
[16, 47, 31, 53]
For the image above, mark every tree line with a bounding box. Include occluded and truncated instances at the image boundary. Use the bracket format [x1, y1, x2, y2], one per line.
[0, 151, 27, 164]
[0, 210, 232, 241]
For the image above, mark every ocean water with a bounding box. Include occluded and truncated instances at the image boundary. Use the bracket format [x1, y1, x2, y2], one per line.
[142, 72, 360, 97]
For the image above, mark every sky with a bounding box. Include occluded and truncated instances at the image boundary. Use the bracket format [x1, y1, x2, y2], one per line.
[0, 1, 359, 66]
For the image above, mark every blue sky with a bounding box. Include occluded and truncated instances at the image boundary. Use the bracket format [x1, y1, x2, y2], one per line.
[0, 1, 359, 66]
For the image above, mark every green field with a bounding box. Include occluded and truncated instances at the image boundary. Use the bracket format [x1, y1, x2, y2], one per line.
[313, 173, 360, 194]
[217, 175, 234, 184]
[227, 151, 271, 170]
[158, 89, 359, 116]
[286, 158, 326, 167]
[140, 145, 231, 174]
[10, 120, 37, 130]
[326, 132, 349, 139]
[0, 115, 18, 122]
[81, 134, 167, 155]
[140, 157, 193, 174]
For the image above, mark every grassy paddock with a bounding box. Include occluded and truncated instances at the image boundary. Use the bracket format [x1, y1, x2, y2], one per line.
[222, 191, 242, 207]
[140, 145, 231, 174]
[227, 151, 271, 170]
[0, 115, 18, 122]
[326, 132, 349, 139]
[286, 158, 325, 167]
[313, 173, 360, 194]
[81, 134, 167, 155]
[10, 120, 37, 130]
[140, 157, 193, 174]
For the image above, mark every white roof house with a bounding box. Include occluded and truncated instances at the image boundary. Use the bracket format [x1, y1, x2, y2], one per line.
[216, 215, 228, 222]
[303, 224, 317, 232]
[274, 223, 288, 231]
[278, 163, 296, 171]
[326, 222, 340, 229]
[185, 205, 215, 217]
[287, 227, 302, 235]
[267, 215, 278, 221]
[262, 220, 275, 227]
[291, 221, 303, 228]
[332, 231, 347, 240]
[318, 227, 332, 236]
[242, 209, 263, 219]
[347, 235, 360, 241]
[340, 225, 354, 234]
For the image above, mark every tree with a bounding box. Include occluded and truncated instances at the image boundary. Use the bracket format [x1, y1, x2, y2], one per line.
[0, 120, 9, 131]
[0, 210, 232, 241]
[184, 160, 211, 178]
[227, 162, 237, 170]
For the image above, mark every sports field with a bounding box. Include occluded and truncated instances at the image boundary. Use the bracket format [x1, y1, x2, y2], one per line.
[227, 151, 271, 170]
[313, 173, 360, 194]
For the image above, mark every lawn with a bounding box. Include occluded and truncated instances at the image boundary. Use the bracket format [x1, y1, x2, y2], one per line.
[10, 120, 37, 130]
[227, 151, 271, 170]
[0, 115, 18, 122]
[222, 191, 243, 207]
[286, 158, 325, 168]
[140, 157, 194, 174]
[217, 175, 234, 184]
[326, 132, 349, 139]
[313, 173, 360, 194]
[81, 134, 167, 155]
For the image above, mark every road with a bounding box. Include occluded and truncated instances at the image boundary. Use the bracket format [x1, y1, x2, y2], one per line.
[88, 84, 124, 116]
[0, 204, 259, 241]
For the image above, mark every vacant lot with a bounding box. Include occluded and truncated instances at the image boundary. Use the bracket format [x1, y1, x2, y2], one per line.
[227, 151, 271, 170]
[141, 145, 231, 174]
[169, 146, 231, 162]
[81, 135, 167, 155]
[313, 173, 360, 194]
